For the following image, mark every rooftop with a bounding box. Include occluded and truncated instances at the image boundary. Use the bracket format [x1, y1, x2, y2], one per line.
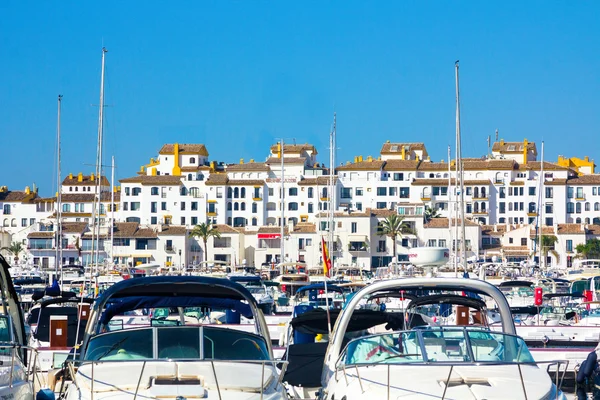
[158, 144, 209, 156]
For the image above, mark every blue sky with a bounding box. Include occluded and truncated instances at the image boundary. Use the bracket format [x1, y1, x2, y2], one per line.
[1, 1, 599, 195]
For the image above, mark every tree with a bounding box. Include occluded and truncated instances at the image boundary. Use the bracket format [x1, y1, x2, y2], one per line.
[533, 235, 559, 267]
[1, 242, 24, 264]
[377, 215, 409, 262]
[189, 222, 221, 263]
[424, 206, 441, 223]
[576, 238, 600, 259]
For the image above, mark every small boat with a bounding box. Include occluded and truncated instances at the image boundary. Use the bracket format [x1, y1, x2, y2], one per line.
[229, 275, 275, 315]
[61, 276, 288, 399]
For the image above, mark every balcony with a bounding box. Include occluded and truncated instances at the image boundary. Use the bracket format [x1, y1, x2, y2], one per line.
[320, 197, 329, 201]
[253, 197, 262, 201]
[527, 212, 538, 217]
[207, 212, 217, 217]
[164, 244, 175, 252]
[472, 211, 488, 215]
[420, 197, 431, 201]
[576, 196, 586, 201]
[472, 196, 488, 201]
[27, 245, 54, 250]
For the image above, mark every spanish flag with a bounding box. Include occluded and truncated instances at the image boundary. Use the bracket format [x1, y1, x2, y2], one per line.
[322, 237, 332, 277]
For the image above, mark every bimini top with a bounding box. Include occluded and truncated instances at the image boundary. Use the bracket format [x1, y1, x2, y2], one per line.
[295, 283, 344, 295]
[407, 294, 487, 310]
[94, 276, 259, 325]
[543, 293, 585, 299]
[498, 280, 533, 288]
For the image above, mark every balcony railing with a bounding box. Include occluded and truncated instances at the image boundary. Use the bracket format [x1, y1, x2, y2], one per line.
[253, 197, 262, 201]
[164, 244, 175, 252]
[27, 245, 54, 250]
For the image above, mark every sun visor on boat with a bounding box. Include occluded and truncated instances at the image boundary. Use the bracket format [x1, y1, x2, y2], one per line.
[295, 283, 344, 294]
[407, 294, 486, 310]
[100, 296, 253, 325]
[32, 290, 78, 302]
[291, 309, 425, 335]
[498, 280, 534, 288]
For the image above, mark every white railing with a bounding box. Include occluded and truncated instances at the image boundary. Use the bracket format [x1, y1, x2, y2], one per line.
[335, 359, 569, 400]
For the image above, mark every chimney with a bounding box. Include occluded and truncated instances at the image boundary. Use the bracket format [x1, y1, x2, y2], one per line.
[77, 172, 83, 182]
[69, 173, 73, 180]
[91, 173, 95, 181]
[500, 139, 505, 145]
[367, 156, 373, 162]
[359, 155, 363, 162]
[240, 158, 244, 164]
[25, 186, 31, 195]
[250, 159, 255, 163]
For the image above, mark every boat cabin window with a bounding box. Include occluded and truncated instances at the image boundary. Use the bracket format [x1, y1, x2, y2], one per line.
[340, 328, 534, 366]
[85, 326, 269, 362]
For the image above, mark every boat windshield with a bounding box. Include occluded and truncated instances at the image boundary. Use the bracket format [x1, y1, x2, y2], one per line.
[339, 327, 534, 366]
[245, 286, 267, 295]
[85, 326, 269, 362]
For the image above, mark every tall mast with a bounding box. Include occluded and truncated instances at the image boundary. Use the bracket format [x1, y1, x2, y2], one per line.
[455, 61, 467, 274]
[90, 47, 107, 277]
[110, 155, 115, 266]
[538, 141, 545, 271]
[280, 140, 285, 273]
[56, 94, 63, 285]
[329, 113, 336, 272]
[448, 145, 456, 277]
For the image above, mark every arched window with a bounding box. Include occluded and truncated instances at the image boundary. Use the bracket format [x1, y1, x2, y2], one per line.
[473, 187, 479, 198]
[227, 217, 232, 226]
[252, 203, 257, 213]
[585, 218, 591, 224]
[151, 187, 159, 195]
[473, 202, 479, 213]
[241, 203, 246, 211]
[595, 202, 600, 211]
[481, 187, 486, 198]
[2, 219, 7, 227]
[233, 217, 246, 227]
[227, 187, 233, 198]
[197, 174, 204, 181]
[234, 188, 239, 198]
[187, 174, 193, 181]
[10, 219, 16, 227]
[241, 188, 246, 198]
[180, 187, 187, 196]
[234, 202, 239, 211]
[132, 187, 141, 196]
[189, 157, 196, 164]
[288, 202, 298, 211]
[585, 202, 591, 211]
[481, 202, 486, 212]
[594, 217, 600, 224]
[252, 217, 258, 226]
[2, 205, 10, 214]
[528, 202, 536, 213]
[227, 202, 232, 211]
[576, 203, 582, 213]
[576, 218, 582, 223]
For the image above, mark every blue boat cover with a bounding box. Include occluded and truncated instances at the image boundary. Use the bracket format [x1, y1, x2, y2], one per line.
[295, 283, 343, 294]
[100, 295, 253, 325]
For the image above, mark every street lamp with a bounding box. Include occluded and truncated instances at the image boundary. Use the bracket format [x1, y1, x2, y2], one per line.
[178, 249, 182, 275]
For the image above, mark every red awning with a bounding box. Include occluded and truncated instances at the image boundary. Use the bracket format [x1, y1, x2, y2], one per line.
[258, 233, 281, 239]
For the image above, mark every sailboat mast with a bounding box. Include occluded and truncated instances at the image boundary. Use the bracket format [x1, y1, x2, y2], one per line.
[56, 94, 63, 285]
[538, 141, 545, 271]
[110, 155, 115, 266]
[448, 145, 456, 277]
[329, 113, 336, 273]
[455, 61, 467, 273]
[280, 140, 285, 274]
[90, 47, 107, 278]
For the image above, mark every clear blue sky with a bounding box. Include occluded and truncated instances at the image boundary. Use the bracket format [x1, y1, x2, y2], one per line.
[2, 1, 599, 196]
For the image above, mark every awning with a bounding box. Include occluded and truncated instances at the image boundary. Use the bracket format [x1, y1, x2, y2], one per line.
[132, 254, 152, 258]
[348, 235, 367, 242]
[258, 233, 280, 239]
[207, 200, 217, 203]
[113, 254, 131, 258]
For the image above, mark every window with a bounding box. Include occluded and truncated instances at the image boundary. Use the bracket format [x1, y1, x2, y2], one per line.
[356, 187, 363, 196]
[189, 187, 200, 198]
[308, 203, 313, 213]
[595, 187, 598, 196]
[191, 202, 198, 211]
[227, 202, 232, 211]
[189, 157, 196, 164]
[577, 187, 584, 199]
[521, 238, 527, 246]
[586, 202, 591, 211]
[151, 202, 157, 213]
[596, 203, 600, 212]
[151, 216, 157, 225]
[389, 187, 397, 196]
[227, 187, 233, 199]
[499, 187, 506, 198]
[509, 238, 513, 244]
[252, 203, 257, 213]
[528, 202, 536, 213]
[351, 222, 357, 233]
[377, 240, 386, 252]
[466, 187, 472, 196]
[180, 202, 186, 211]
[356, 202, 362, 211]
[241, 188, 246, 198]
[180, 187, 187, 196]
[187, 174, 193, 181]
[191, 217, 198, 225]
[427, 239, 437, 247]
[113, 238, 130, 246]
[234, 188, 239, 198]
[131, 202, 140, 211]
[307, 187, 313, 198]
[466, 203, 472, 213]
[546, 187, 553, 199]
[545, 203, 553, 213]
[393, 173, 403, 181]
[268, 188, 274, 196]
[21, 218, 27, 227]
[377, 187, 387, 196]
[161, 202, 167, 211]
[576, 203, 582, 214]
[62, 204, 71, 212]
[399, 188, 409, 198]
[252, 217, 257, 226]
[288, 202, 298, 211]
[567, 187, 574, 199]
[499, 202, 505, 214]
[545, 217, 553, 226]
[341, 188, 352, 199]
[125, 187, 130, 196]
[567, 203, 574, 214]
[289, 188, 298, 196]
[234, 202, 239, 211]
[132, 187, 141, 196]
[499, 217, 506, 223]
[123, 202, 128, 211]
[528, 187, 536, 196]
[566, 240, 573, 252]
[241, 203, 246, 211]
[376, 202, 386, 209]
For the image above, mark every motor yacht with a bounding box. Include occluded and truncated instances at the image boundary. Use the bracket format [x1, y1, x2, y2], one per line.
[61, 276, 288, 400]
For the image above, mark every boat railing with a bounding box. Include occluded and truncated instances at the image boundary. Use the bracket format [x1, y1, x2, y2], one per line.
[69, 358, 289, 399]
[335, 359, 569, 400]
[0, 343, 40, 388]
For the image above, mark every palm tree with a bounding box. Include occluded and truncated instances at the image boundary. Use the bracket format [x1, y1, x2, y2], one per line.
[1, 242, 24, 264]
[576, 238, 600, 259]
[189, 222, 221, 263]
[424, 206, 441, 223]
[535, 235, 559, 267]
[377, 215, 409, 262]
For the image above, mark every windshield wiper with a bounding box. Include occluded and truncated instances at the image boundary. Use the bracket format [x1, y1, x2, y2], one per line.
[95, 336, 128, 360]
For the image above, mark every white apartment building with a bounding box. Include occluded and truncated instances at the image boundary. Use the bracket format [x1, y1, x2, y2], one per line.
[5, 138, 600, 271]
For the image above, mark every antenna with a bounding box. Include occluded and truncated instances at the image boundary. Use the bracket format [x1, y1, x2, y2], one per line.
[495, 129, 499, 142]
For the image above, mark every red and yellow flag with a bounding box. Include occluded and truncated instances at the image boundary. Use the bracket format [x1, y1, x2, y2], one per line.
[322, 237, 332, 277]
